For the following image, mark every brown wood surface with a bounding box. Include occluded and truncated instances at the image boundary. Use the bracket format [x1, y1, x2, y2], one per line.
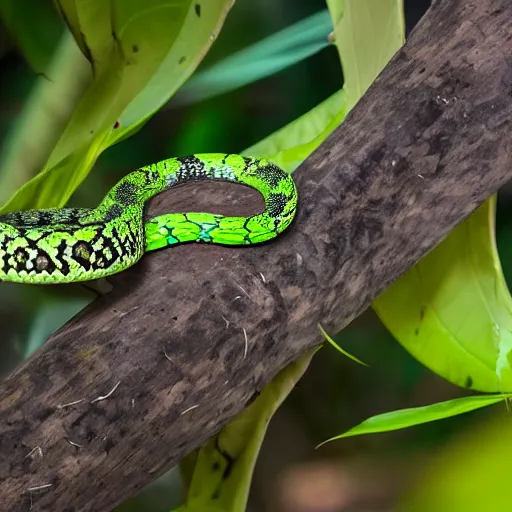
[2, 0, 512, 510]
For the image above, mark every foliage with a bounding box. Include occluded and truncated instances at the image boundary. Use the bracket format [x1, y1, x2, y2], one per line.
[1, 0, 512, 510]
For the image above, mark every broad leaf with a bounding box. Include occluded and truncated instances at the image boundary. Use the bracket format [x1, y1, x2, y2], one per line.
[243, 89, 347, 172]
[174, 348, 318, 512]
[1, 0, 234, 212]
[374, 198, 512, 392]
[0, 34, 91, 204]
[106, 1, 235, 147]
[244, 0, 405, 171]
[326, 0, 405, 111]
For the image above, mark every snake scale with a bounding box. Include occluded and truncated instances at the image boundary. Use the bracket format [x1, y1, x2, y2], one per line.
[0, 154, 297, 284]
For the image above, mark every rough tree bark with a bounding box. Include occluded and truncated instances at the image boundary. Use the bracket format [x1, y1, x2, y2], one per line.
[1, 0, 512, 510]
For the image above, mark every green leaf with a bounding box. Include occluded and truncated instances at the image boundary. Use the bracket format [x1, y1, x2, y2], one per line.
[373, 198, 512, 392]
[400, 411, 512, 511]
[106, 0, 235, 147]
[57, 0, 113, 73]
[326, 0, 405, 111]
[174, 9, 332, 107]
[174, 348, 319, 512]
[50, 0, 229, 167]
[1, 0, 234, 212]
[243, 89, 347, 173]
[0, 34, 91, 204]
[319, 394, 508, 445]
[367, 1, 512, 394]
[244, 0, 405, 172]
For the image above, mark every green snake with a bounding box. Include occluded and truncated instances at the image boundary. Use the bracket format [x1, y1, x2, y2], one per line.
[0, 154, 297, 284]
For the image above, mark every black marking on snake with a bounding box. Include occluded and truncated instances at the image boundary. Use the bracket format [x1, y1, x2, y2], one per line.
[132, 222, 142, 250]
[242, 156, 257, 171]
[120, 219, 138, 254]
[20, 235, 59, 274]
[114, 181, 139, 206]
[110, 226, 129, 260]
[36, 211, 52, 226]
[41, 211, 57, 225]
[68, 229, 121, 271]
[34, 249, 57, 274]
[7, 208, 86, 228]
[0, 210, 49, 228]
[102, 236, 121, 267]
[177, 155, 206, 180]
[0, 235, 14, 271]
[266, 192, 287, 218]
[55, 239, 71, 275]
[242, 217, 252, 232]
[95, 228, 122, 268]
[258, 163, 285, 187]
[195, 3, 201, 17]
[72, 241, 93, 270]
[36, 255, 50, 271]
[279, 194, 296, 222]
[7, 247, 30, 272]
[14, 248, 28, 264]
[141, 168, 156, 186]
[105, 204, 123, 221]
[122, 226, 137, 254]
[0, 211, 17, 224]
[0, 211, 25, 226]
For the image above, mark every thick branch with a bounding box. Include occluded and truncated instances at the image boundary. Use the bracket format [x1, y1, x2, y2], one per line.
[2, 0, 512, 510]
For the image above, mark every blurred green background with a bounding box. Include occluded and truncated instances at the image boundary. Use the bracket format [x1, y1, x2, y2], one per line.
[2, 1, 512, 511]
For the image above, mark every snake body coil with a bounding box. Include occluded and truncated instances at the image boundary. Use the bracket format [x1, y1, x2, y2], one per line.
[0, 154, 297, 284]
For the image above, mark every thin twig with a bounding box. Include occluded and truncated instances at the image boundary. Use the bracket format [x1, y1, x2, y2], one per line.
[243, 328, 248, 359]
[90, 381, 121, 403]
[180, 404, 199, 415]
[57, 398, 85, 409]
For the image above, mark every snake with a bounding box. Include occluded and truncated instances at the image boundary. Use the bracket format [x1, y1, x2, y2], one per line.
[0, 154, 297, 284]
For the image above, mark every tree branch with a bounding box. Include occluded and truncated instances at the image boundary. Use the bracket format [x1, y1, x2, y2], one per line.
[1, 0, 512, 510]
